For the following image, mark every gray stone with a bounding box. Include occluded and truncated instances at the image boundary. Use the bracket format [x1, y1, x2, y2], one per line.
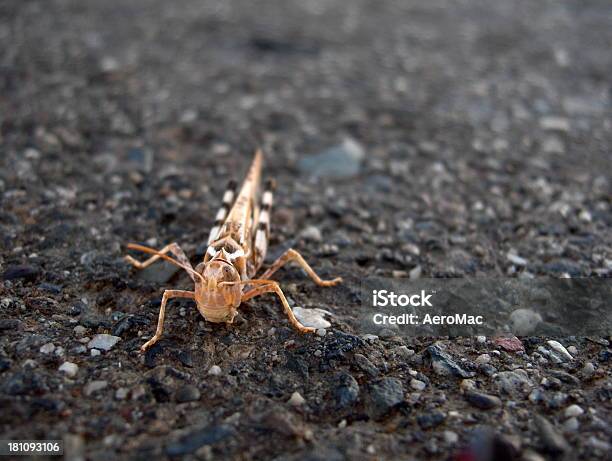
[563, 417, 579, 432]
[136, 260, 180, 284]
[465, 390, 502, 409]
[165, 425, 233, 456]
[87, 334, 121, 351]
[366, 377, 404, 420]
[84, 380, 108, 396]
[334, 373, 360, 409]
[417, 411, 446, 429]
[40, 343, 55, 354]
[353, 354, 379, 377]
[535, 415, 569, 454]
[509, 309, 542, 336]
[175, 384, 201, 403]
[494, 370, 533, 397]
[298, 138, 365, 179]
[581, 362, 595, 378]
[427, 344, 474, 378]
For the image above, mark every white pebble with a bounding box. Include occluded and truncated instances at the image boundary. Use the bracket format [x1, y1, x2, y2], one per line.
[476, 336, 486, 344]
[299, 226, 322, 242]
[293, 306, 332, 329]
[88, 334, 121, 351]
[476, 354, 491, 364]
[539, 116, 570, 132]
[410, 379, 426, 391]
[316, 328, 326, 337]
[394, 346, 415, 358]
[564, 404, 584, 418]
[582, 362, 595, 378]
[84, 380, 108, 396]
[362, 334, 379, 342]
[567, 345, 578, 355]
[563, 417, 579, 432]
[40, 343, 55, 354]
[58, 361, 78, 377]
[443, 430, 459, 444]
[208, 365, 222, 376]
[73, 325, 87, 336]
[115, 388, 129, 400]
[546, 340, 573, 361]
[90, 349, 101, 357]
[287, 391, 306, 406]
[507, 251, 528, 266]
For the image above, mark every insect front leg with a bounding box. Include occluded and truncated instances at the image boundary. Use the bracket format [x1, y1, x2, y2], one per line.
[241, 279, 315, 333]
[125, 242, 196, 281]
[140, 289, 195, 352]
[259, 248, 342, 287]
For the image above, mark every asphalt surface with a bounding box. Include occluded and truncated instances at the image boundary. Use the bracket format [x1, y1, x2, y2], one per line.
[0, 1, 611, 460]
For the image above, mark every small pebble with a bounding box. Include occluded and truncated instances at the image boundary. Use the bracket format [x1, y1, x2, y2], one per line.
[175, 384, 201, 403]
[73, 325, 87, 336]
[507, 252, 528, 266]
[316, 329, 326, 337]
[476, 354, 491, 364]
[564, 404, 584, 418]
[546, 340, 573, 361]
[208, 365, 221, 376]
[115, 388, 129, 400]
[58, 361, 78, 377]
[90, 349, 101, 357]
[287, 391, 306, 406]
[299, 226, 322, 242]
[563, 417, 579, 432]
[40, 343, 55, 354]
[394, 346, 415, 358]
[476, 336, 486, 344]
[88, 334, 121, 351]
[410, 379, 426, 391]
[465, 391, 502, 409]
[567, 345, 577, 355]
[588, 436, 610, 451]
[84, 380, 108, 396]
[443, 431, 459, 444]
[581, 362, 595, 378]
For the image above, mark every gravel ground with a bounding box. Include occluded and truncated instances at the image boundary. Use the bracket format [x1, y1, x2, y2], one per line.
[1, 0, 611, 460]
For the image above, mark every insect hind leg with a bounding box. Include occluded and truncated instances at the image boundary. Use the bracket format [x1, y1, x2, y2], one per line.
[207, 179, 237, 244]
[252, 179, 275, 271]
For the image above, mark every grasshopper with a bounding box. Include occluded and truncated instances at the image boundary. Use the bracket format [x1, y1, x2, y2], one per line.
[125, 150, 342, 352]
